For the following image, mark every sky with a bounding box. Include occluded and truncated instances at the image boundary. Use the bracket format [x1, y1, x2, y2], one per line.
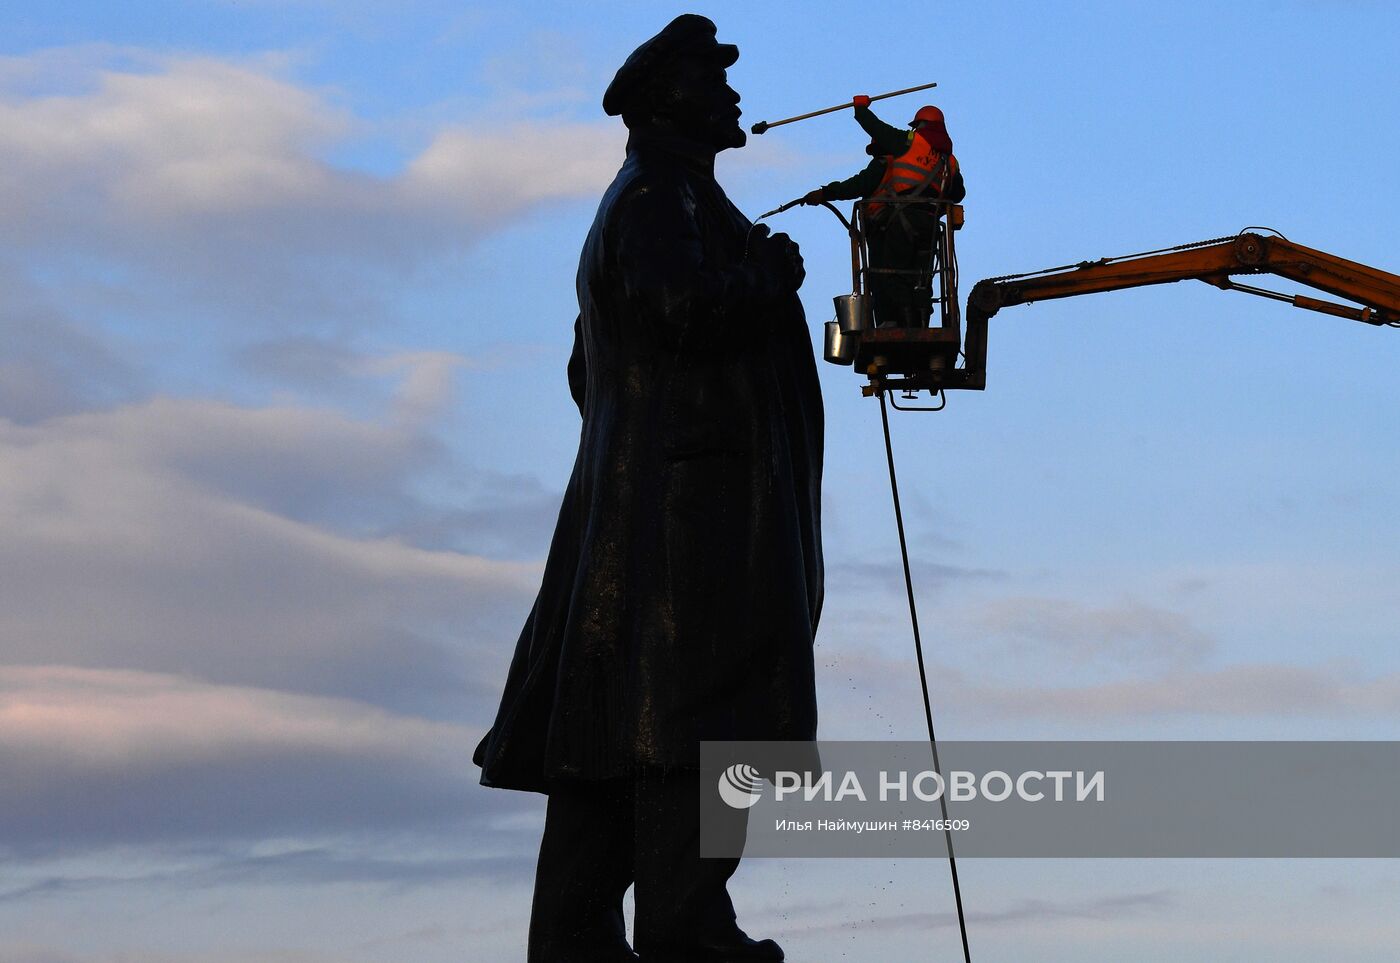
[1, 1, 1399, 961]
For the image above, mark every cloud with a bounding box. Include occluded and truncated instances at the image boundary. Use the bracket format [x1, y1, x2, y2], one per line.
[829, 559, 1003, 593]
[0, 665, 490, 853]
[0, 394, 539, 713]
[402, 122, 624, 233]
[0, 49, 624, 329]
[0, 950, 87, 963]
[235, 336, 374, 393]
[384, 468, 565, 562]
[0, 264, 142, 424]
[0, 52, 348, 233]
[234, 337, 485, 432]
[814, 640, 1400, 726]
[0, 950, 355, 963]
[0, 847, 537, 904]
[970, 596, 1216, 667]
[785, 890, 1174, 936]
[958, 662, 1400, 721]
[0, 43, 590, 919]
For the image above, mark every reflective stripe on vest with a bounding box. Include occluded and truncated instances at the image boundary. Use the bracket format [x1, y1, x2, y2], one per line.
[868, 129, 958, 215]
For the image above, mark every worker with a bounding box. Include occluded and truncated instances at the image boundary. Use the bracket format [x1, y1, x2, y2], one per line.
[804, 97, 965, 328]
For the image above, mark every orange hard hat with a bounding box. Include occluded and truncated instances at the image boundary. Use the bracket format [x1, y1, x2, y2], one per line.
[909, 105, 945, 127]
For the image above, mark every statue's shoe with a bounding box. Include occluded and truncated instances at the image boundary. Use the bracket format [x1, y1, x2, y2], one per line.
[555, 945, 639, 962]
[642, 931, 784, 962]
[534, 935, 639, 962]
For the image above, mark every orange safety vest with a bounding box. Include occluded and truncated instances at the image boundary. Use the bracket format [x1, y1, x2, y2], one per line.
[867, 128, 958, 217]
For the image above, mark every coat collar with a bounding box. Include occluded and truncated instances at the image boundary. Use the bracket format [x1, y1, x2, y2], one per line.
[624, 127, 718, 177]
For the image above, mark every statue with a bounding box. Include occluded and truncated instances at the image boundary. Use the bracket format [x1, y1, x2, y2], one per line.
[473, 14, 824, 962]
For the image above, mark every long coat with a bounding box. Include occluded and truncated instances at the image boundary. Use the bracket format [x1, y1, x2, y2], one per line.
[473, 129, 824, 793]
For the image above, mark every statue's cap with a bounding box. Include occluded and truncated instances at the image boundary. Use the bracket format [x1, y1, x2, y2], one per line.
[603, 15, 739, 117]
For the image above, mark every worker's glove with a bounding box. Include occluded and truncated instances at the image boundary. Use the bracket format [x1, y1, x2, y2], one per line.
[852, 94, 871, 108]
[750, 226, 805, 293]
[801, 188, 826, 206]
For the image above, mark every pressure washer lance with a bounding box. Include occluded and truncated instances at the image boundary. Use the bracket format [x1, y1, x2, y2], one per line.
[758, 197, 805, 219]
[749, 80, 938, 135]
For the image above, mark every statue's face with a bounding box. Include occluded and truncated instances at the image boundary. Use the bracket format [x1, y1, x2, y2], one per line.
[663, 57, 745, 150]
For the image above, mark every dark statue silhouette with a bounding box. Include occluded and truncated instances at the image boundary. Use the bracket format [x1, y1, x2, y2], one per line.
[472, 14, 824, 963]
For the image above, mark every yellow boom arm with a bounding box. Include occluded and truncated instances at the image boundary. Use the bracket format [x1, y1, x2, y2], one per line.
[967, 232, 1400, 329]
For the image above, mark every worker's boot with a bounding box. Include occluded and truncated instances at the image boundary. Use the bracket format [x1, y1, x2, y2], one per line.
[890, 302, 922, 329]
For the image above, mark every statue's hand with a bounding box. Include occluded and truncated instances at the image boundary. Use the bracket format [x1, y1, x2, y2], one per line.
[761, 231, 804, 293]
[746, 225, 803, 294]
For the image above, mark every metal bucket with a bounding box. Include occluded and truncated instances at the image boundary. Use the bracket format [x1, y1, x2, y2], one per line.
[833, 294, 871, 334]
[823, 321, 855, 366]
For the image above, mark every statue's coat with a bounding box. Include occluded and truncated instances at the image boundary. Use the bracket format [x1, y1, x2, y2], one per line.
[473, 129, 824, 791]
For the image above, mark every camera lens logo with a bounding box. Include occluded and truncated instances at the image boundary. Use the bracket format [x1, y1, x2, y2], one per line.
[717, 763, 764, 809]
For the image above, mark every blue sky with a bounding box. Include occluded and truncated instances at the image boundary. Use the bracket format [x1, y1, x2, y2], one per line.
[2, 2, 1400, 961]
